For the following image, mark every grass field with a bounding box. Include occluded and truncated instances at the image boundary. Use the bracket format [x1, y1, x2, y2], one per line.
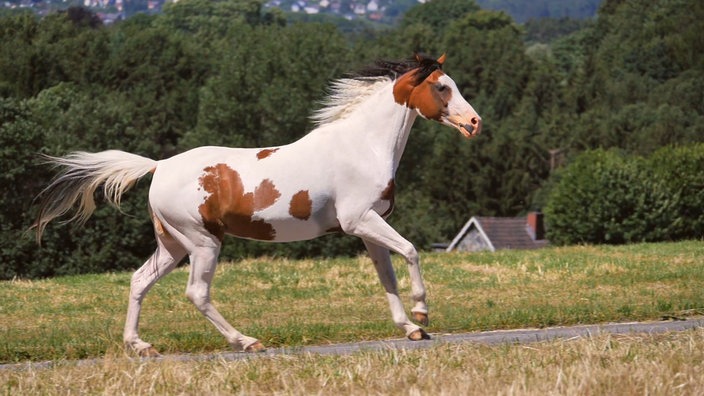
[3, 330, 703, 394]
[1, 241, 703, 393]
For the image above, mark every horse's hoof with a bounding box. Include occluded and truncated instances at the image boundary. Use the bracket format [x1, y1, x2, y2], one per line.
[244, 341, 266, 353]
[412, 312, 429, 326]
[408, 328, 431, 341]
[138, 346, 161, 358]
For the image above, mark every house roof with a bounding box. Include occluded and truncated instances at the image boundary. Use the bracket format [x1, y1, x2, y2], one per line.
[446, 216, 549, 252]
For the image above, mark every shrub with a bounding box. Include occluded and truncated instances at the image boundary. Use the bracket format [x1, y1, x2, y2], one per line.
[544, 145, 704, 245]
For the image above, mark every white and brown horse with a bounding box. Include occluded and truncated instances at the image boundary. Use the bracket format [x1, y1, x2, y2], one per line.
[34, 53, 481, 356]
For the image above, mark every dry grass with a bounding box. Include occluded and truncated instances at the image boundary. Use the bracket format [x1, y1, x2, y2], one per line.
[1, 241, 703, 364]
[2, 241, 703, 394]
[3, 329, 703, 395]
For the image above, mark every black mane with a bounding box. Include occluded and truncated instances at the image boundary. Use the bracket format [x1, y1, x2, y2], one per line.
[352, 53, 444, 84]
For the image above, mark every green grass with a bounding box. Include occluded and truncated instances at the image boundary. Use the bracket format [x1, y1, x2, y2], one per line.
[1, 241, 703, 364]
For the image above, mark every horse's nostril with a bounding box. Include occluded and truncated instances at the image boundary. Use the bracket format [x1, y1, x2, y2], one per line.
[471, 117, 479, 125]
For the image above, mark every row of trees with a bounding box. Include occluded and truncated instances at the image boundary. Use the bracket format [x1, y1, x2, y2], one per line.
[1, 0, 702, 278]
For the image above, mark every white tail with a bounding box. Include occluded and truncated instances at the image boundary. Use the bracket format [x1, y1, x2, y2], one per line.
[34, 150, 157, 242]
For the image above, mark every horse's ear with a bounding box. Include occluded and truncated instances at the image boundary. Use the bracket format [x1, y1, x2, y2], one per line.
[437, 53, 446, 65]
[414, 53, 422, 63]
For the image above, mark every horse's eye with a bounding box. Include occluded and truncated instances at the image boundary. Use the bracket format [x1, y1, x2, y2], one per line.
[436, 84, 448, 92]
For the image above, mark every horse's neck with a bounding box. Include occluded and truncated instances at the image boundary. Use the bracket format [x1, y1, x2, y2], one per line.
[333, 82, 418, 173]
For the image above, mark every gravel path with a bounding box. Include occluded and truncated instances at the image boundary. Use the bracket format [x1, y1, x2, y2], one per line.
[4, 317, 702, 371]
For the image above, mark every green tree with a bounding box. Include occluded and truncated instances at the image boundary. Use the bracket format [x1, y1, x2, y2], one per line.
[565, 0, 704, 155]
[182, 22, 349, 149]
[543, 146, 704, 245]
[158, 0, 285, 38]
[0, 8, 110, 98]
[0, 97, 52, 278]
[401, 0, 479, 34]
[104, 15, 208, 156]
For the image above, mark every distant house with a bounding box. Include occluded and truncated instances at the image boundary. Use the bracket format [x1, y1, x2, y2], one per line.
[441, 212, 549, 252]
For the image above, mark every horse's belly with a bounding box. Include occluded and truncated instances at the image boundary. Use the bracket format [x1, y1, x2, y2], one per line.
[223, 198, 339, 243]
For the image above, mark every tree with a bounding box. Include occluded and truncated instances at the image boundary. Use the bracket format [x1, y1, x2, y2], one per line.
[401, 0, 479, 34]
[544, 146, 704, 245]
[182, 22, 349, 149]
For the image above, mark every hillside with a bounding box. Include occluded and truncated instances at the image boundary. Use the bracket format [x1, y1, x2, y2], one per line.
[476, 0, 602, 22]
[2, 0, 603, 25]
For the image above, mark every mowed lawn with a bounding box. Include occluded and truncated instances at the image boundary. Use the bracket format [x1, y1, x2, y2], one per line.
[1, 241, 701, 364]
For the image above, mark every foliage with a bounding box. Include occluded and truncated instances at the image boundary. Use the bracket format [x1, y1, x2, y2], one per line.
[0, 0, 703, 278]
[544, 145, 704, 245]
[476, 0, 602, 23]
[523, 17, 593, 44]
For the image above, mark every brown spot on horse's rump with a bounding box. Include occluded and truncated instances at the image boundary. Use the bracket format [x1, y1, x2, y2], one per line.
[256, 148, 279, 160]
[289, 190, 313, 220]
[198, 164, 280, 241]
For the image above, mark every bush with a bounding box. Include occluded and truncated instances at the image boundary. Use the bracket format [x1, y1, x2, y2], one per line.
[648, 145, 704, 240]
[544, 145, 704, 245]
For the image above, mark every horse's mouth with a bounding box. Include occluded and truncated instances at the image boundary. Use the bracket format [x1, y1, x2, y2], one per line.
[446, 115, 481, 138]
[460, 124, 475, 138]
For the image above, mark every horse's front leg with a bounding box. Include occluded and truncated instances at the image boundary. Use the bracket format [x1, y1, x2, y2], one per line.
[363, 240, 430, 340]
[344, 211, 430, 340]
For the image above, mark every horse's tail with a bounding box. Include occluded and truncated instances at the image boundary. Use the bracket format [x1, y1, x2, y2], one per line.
[33, 150, 158, 243]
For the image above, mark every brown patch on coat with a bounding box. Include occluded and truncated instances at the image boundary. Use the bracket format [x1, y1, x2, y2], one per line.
[393, 69, 449, 121]
[392, 70, 419, 106]
[256, 148, 279, 160]
[152, 213, 167, 236]
[289, 190, 313, 220]
[198, 163, 280, 241]
[253, 179, 281, 211]
[380, 179, 395, 218]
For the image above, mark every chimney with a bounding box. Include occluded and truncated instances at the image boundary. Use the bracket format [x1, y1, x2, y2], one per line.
[526, 212, 545, 240]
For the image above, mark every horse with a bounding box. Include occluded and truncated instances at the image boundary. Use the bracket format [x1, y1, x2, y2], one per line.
[33, 53, 482, 357]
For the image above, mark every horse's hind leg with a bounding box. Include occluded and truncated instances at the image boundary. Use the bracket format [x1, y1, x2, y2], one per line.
[186, 244, 264, 352]
[123, 232, 186, 357]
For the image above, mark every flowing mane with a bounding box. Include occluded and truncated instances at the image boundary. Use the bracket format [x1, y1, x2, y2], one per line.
[311, 54, 444, 126]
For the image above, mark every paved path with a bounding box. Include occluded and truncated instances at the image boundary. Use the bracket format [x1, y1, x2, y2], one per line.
[4, 318, 703, 371]
[203, 317, 704, 362]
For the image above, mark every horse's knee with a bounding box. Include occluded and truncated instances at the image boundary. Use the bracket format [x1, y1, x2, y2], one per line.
[129, 270, 152, 301]
[398, 243, 418, 264]
[185, 284, 210, 309]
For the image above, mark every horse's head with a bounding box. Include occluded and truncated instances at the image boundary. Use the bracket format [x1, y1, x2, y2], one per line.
[393, 53, 482, 138]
